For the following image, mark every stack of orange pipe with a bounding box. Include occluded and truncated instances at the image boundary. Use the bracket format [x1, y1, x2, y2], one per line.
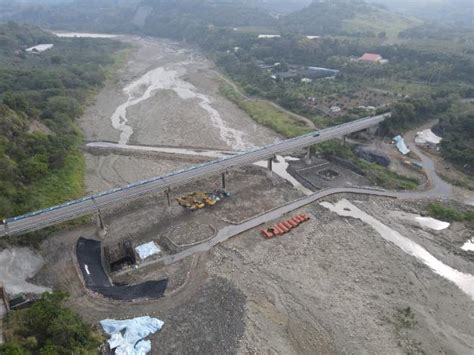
[261, 214, 310, 239]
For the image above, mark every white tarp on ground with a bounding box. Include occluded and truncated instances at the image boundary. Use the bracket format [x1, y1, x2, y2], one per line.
[26, 44, 54, 52]
[415, 216, 450, 230]
[393, 135, 410, 155]
[100, 316, 164, 355]
[462, 239, 474, 251]
[135, 242, 161, 260]
[415, 129, 442, 145]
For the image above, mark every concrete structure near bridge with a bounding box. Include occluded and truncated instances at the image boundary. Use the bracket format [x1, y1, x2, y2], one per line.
[0, 113, 390, 238]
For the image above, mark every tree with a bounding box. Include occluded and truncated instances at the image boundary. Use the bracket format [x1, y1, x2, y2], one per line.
[1, 292, 101, 355]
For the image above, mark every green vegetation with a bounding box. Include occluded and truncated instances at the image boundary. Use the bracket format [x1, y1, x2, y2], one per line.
[1, 292, 102, 354]
[280, 0, 418, 38]
[379, 94, 454, 135]
[388, 306, 424, 354]
[0, 22, 123, 219]
[393, 306, 417, 331]
[316, 140, 419, 190]
[438, 112, 474, 173]
[220, 82, 309, 138]
[428, 202, 474, 222]
[342, 11, 421, 40]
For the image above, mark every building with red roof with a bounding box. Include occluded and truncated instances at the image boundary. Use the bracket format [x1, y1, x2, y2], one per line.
[359, 53, 384, 63]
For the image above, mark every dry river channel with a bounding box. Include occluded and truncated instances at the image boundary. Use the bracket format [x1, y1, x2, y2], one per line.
[78, 35, 279, 193]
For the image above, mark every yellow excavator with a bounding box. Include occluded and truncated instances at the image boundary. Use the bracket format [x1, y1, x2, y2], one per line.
[176, 191, 217, 210]
[176, 195, 201, 210]
[192, 192, 216, 207]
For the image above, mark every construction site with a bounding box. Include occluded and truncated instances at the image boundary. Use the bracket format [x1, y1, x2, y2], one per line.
[0, 35, 473, 354]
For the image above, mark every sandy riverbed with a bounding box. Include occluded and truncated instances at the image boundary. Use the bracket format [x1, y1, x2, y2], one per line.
[79, 36, 278, 192]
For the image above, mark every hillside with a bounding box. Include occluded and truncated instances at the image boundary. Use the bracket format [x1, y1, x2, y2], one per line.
[370, 0, 474, 27]
[138, 0, 275, 38]
[279, 0, 421, 38]
[6, 0, 275, 34]
[0, 23, 122, 218]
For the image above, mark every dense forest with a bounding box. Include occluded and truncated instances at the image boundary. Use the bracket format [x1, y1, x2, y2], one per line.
[0, 22, 123, 219]
[438, 113, 474, 172]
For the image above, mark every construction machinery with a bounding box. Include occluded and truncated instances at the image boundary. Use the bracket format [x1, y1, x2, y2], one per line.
[176, 190, 230, 210]
[261, 214, 310, 239]
[192, 192, 216, 207]
[176, 195, 203, 210]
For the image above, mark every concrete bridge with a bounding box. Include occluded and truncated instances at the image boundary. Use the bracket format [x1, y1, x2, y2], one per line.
[0, 113, 390, 238]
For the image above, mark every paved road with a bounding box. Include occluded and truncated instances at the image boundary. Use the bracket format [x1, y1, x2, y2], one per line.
[405, 125, 452, 199]
[0, 114, 390, 237]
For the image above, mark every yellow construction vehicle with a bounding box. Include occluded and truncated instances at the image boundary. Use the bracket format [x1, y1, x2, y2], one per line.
[191, 195, 206, 209]
[177, 190, 226, 210]
[192, 192, 216, 206]
[176, 195, 198, 210]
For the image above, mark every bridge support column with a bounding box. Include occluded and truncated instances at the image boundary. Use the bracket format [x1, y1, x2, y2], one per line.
[3, 222, 9, 237]
[305, 146, 312, 164]
[221, 172, 226, 191]
[96, 211, 107, 239]
[267, 157, 273, 178]
[342, 135, 346, 146]
[165, 188, 171, 210]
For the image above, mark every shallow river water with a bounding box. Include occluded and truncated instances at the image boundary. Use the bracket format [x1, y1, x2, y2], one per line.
[111, 65, 254, 151]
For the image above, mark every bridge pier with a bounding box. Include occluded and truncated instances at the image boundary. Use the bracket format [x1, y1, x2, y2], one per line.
[342, 135, 346, 146]
[305, 146, 312, 164]
[3, 222, 9, 237]
[221, 172, 226, 191]
[165, 188, 171, 209]
[267, 157, 273, 178]
[96, 211, 107, 238]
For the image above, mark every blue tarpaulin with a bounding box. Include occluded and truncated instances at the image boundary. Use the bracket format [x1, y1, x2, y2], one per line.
[393, 135, 410, 155]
